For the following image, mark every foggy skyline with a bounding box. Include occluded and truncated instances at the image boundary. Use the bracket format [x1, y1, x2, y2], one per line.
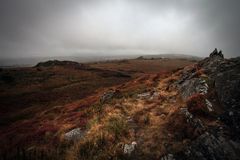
[1, 0, 240, 59]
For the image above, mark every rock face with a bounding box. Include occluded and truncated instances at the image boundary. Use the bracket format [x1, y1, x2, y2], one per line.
[176, 132, 240, 160]
[179, 49, 240, 115]
[174, 49, 240, 159]
[215, 59, 240, 137]
[179, 78, 208, 99]
[180, 107, 205, 134]
[214, 59, 240, 109]
[201, 52, 240, 137]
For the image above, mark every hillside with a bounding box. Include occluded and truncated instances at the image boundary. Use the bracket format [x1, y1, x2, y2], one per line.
[0, 52, 240, 160]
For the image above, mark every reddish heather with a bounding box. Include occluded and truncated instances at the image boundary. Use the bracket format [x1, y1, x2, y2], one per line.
[186, 93, 206, 115]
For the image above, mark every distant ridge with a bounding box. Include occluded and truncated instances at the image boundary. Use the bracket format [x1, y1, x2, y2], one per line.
[141, 54, 202, 60]
[35, 60, 81, 67]
[0, 53, 201, 67]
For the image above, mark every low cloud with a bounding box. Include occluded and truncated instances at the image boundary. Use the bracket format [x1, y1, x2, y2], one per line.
[0, 0, 240, 58]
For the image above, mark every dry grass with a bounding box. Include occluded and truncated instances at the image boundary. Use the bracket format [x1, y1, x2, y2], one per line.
[90, 59, 194, 74]
[0, 58, 200, 159]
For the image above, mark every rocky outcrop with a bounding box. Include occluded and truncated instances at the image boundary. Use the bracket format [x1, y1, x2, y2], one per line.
[214, 59, 240, 109]
[209, 48, 224, 58]
[202, 52, 240, 137]
[178, 49, 240, 115]
[179, 78, 208, 99]
[180, 107, 205, 135]
[172, 49, 240, 159]
[175, 132, 240, 160]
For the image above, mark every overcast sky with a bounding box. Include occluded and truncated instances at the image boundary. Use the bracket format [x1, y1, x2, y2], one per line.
[0, 0, 240, 59]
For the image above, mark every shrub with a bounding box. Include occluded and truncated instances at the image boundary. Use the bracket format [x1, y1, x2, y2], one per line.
[92, 103, 103, 114]
[77, 134, 107, 159]
[86, 116, 100, 130]
[186, 94, 207, 115]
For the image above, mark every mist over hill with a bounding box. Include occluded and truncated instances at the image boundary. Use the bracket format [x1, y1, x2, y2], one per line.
[0, 53, 202, 67]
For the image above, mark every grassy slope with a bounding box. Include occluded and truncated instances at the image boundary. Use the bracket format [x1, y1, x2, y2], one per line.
[89, 59, 194, 74]
[66, 63, 221, 160]
[0, 58, 195, 159]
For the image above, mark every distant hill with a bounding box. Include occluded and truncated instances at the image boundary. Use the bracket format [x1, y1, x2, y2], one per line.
[35, 60, 83, 68]
[140, 54, 202, 60]
[0, 54, 201, 67]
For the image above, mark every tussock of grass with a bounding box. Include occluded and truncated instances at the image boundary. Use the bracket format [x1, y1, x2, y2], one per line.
[67, 132, 107, 160]
[65, 111, 130, 160]
[86, 116, 100, 130]
[66, 130, 127, 160]
[92, 103, 104, 114]
[105, 116, 128, 139]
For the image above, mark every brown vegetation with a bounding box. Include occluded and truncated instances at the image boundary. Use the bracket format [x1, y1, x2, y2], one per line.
[0, 58, 195, 159]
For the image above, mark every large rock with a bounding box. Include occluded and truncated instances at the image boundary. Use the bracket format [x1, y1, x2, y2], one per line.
[179, 78, 208, 99]
[214, 59, 240, 109]
[180, 108, 205, 134]
[198, 50, 225, 76]
[209, 48, 224, 59]
[173, 50, 240, 159]
[209, 57, 240, 136]
[179, 50, 240, 111]
[175, 132, 240, 160]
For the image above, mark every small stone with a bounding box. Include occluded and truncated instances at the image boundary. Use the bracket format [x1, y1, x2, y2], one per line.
[137, 92, 151, 99]
[115, 104, 121, 108]
[100, 89, 119, 103]
[64, 128, 85, 141]
[124, 141, 137, 155]
[205, 99, 213, 112]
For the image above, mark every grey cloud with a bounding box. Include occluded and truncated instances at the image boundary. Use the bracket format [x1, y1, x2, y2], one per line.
[0, 0, 240, 59]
